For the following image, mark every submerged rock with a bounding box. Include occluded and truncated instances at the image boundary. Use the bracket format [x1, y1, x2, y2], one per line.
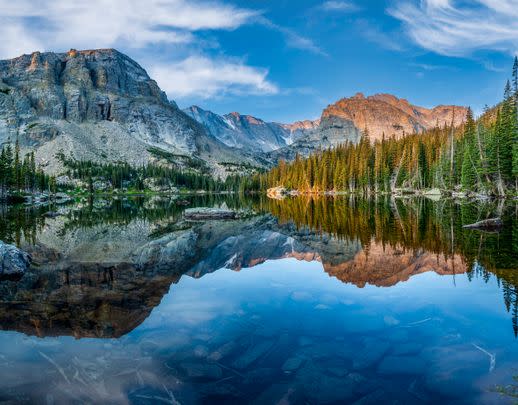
[232, 340, 275, 369]
[463, 218, 503, 230]
[179, 362, 223, 380]
[352, 339, 391, 370]
[282, 357, 305, 372]
[0, 241, 31, 275]
[377, 355, 427, 375]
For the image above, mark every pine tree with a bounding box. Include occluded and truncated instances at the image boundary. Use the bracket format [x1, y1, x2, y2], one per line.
[460, 108, 479, 190]
[512, 56, 518, 189]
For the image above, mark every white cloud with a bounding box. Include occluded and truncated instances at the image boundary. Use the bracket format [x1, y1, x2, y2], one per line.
[356, 20, 404, 52]
[389, 0, 518, 56]
[150, 57, 279, 99]
[256, 17, 326, 56]
[321, 1, 359, 12]
[0, 0, 259, 58]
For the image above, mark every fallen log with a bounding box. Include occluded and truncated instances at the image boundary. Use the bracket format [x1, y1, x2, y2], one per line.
[463, 218, 503, 230]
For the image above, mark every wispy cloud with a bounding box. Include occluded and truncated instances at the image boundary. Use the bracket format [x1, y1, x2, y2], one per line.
[389, 0, 518, 57]
[150, 56, 279, 100]
[0, 0, 327, 100]
[257, 17, 327, 56]
[0, 0, 259, 58]
[321, 1, 359, 12]
[409, 63, 457, 71]
[355, 20, 404, 52]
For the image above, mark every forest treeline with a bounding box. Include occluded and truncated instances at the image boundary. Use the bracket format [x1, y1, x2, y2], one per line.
[252, 59, 518, 197]
[61, 158, 245, 193]
[0, 140, 55, 199]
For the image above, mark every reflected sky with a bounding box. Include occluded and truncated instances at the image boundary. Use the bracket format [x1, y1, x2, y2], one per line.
[0, 196, 517, 404]
[0, 258, 517, 404]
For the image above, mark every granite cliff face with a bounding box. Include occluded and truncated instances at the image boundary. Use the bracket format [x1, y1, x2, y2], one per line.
[0, 49, 253, 174]
[184, 106, 317, 153]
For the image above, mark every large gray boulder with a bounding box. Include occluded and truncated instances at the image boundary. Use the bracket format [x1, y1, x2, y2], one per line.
[0, 241, 31, 275]
[184, 207, 239, 220]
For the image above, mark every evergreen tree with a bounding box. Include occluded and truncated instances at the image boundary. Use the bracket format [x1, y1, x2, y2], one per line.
[460, 108, 479, 190]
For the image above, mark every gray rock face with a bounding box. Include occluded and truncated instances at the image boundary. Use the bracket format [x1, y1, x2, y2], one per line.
[0, 49, 254, 174]
[184, 106, 315, 153]
[0, 241, 31, 275]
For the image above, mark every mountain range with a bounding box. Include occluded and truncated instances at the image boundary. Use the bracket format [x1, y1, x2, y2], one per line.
[0, 49, 468, 175]
[184, 106, 319, 152]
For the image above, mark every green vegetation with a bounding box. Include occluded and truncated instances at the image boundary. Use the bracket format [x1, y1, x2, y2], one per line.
[494, 375, 518, 400]
[257, 58, 518, 197]
[147, 147, 209, 173]
[0, 139, 55, 200]
[61, 158, 239, 193]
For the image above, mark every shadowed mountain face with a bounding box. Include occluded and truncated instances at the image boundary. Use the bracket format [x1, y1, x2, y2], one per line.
[184, 106, 318, 153]
[0, 195, 516, 339]
[0, 49, 256, 174]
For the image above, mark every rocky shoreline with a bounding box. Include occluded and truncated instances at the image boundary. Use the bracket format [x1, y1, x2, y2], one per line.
[266, 186, 515, 200]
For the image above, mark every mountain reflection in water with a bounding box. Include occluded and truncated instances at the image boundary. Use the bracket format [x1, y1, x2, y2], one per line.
[0, 195, 516, 404]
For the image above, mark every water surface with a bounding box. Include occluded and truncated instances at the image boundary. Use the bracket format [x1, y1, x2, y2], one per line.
[0, 195, 516, 404]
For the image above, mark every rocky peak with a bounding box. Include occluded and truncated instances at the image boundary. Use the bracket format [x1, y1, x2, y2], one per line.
[185, 107, 312, 152]
[0, 48, 255, 174]
[320, 92, 467, 142]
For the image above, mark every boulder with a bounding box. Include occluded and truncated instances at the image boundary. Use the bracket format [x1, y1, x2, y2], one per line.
[0, 241, 31, 275]
[463, 218, 503, 230]
[184, 207, 239, 220]
[266, 187, 288, 199]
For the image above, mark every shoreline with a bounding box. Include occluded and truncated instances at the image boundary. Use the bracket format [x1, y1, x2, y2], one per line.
[0, 190, 239, 207]
[266, 186, 518, 200]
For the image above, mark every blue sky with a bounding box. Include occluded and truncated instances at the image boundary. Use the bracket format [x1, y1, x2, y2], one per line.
[0, 0, 517, 123]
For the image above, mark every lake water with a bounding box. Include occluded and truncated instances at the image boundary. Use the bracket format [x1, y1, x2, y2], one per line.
[0, 195, 517, 404]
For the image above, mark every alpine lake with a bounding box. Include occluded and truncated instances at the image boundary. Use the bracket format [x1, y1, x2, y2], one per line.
[0, 194, 517, 404]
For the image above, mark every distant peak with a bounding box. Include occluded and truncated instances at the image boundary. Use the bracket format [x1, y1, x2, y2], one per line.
[353, 92, 365, 99]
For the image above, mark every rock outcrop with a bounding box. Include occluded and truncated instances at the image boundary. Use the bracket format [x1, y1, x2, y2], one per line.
[0, 49, 256, 174]
[0, 241, 31, 275]
[319, 93, 467, 142]
[270, 93, 468, 161]
[184, 207, 240, 220]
